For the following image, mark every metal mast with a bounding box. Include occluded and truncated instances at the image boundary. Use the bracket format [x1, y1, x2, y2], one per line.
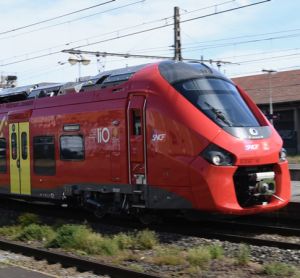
[174, 6, 182, 61]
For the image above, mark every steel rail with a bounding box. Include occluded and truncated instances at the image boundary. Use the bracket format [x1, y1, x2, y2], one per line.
[168, 228, 300, 250]
[89, 216, 300, 250]
[146, 219, 300, 250]
[191, 218, 300, 237]
[0, 199, 299, 251]
[0, 239, 161, 278]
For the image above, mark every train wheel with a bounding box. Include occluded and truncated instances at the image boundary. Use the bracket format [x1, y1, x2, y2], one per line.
[182, 210, 209, 222]
[94, 207, 108, 219]
[138, 213, 160, 225]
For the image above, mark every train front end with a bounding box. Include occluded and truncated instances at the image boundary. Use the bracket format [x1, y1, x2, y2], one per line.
[158, 61, 291, 215]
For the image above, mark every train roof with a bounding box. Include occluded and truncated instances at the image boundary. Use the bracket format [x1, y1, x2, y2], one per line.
[158, 60, 231, 84]
[0, 84, 36, 103]
[0, 84, 34, 97]
[66, 61, 228, 92]
[0, 82, 64, 103]
[0, 61, 230, 104]
[56, 63, 149, 95]
[28, 83, 65, 99]
[94, 63, 147, 81]
[86, 63, 148, 87]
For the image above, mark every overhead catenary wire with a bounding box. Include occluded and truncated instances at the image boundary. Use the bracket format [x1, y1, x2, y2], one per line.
[0, 0, 116, 36]
[179, 32, 300, 53]
[61, 49, 234, 65]
[215, 47, 300, 60]
[5, 0, 300, 85]
[0, 0, 146, 42]
[0, 0, 240, 63]
[71, 0, 271, 50]
[0, 0, 272, 68]
[132, 44, 300, 59]
[235, 52, 300, 65]
[0, 0, 235, 43]
[1, 51, 62, 67]
[4, 0, 300, 83]
[180, 27, 300, 47]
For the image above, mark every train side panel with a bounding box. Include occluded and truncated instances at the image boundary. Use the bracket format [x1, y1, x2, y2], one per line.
[0, 86, 130, 201]
[0, 112, 9, 193]
[31, 98, 128, 199]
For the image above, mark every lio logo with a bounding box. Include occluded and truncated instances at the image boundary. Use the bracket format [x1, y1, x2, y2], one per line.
[97, 127, 110, 144]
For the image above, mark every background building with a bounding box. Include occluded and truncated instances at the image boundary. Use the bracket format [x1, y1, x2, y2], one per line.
[232, 70, 300, 155]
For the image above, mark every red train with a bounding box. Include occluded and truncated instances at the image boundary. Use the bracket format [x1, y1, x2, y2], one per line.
[0, 61, 291, 218]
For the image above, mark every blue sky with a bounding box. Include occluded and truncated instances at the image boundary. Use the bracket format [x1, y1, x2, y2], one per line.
[0, 0, 299, 86]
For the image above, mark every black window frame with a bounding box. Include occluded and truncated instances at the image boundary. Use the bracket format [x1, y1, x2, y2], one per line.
[60, 135, 85, 161]
[0, 138, 7, 173]
[33, 135, 56, 176]
[11, 132, 17, 160]
[132, 110, 142, 136]
[21, 132, 28, 160]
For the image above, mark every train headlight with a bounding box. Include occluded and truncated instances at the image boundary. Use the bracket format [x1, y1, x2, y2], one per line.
[202, 144, 235, 166]
[279, 148, 287, 161]
[212, 154, 222, 165]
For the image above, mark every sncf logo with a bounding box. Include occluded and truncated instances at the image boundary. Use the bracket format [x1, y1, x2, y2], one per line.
[245, 144, 259, 151]
[152, 133, 166, 142]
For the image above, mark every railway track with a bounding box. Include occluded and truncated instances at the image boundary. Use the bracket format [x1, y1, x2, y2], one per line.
[0, 238, 160, 278]
[152, 220, 300, 250]
[1, 198, 300, 245]
[0, 200, 299, 277]
[180, 214, 300, 235]
[211, 217, 300, 237]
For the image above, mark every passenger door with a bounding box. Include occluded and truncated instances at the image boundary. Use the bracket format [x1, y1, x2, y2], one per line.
[9, 122, 31, 195]
[127, 95, 147, 185]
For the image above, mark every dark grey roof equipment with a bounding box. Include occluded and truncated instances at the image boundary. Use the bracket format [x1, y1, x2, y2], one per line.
[28, 83, 64, 99]
[0, 84, 37, 103]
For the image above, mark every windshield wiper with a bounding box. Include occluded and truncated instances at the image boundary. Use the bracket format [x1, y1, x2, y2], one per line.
[204, 101, 233, 127]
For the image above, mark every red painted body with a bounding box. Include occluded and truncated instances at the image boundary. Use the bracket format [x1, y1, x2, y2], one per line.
[0, 61, 291, 216]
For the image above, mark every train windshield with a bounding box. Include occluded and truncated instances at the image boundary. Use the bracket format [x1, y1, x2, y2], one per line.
[173, 77, 260, 127]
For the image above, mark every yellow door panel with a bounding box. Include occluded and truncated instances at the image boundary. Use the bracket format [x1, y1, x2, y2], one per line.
[9, 122, 31, 195]
[19, 122, 31, 195]
[9, 123, 20, 194]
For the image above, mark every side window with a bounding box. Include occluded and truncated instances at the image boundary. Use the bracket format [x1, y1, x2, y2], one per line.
[60, 135, 84, 160]
[21, 132, 28, 160]
[11, 133, 17, 160]
[0, 138, 7, 173]
[33, 136, 56, 176]
[132, 110, 141, 136]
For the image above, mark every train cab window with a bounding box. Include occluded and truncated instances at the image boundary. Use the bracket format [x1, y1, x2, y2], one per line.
[173, 78, 260, 128]
[0, 138, 7, 173]
[33, 136, 56, 175]
[132, 110, 142, 136]
[60, 135, 84, 160]
[21, 132, 28, 160]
